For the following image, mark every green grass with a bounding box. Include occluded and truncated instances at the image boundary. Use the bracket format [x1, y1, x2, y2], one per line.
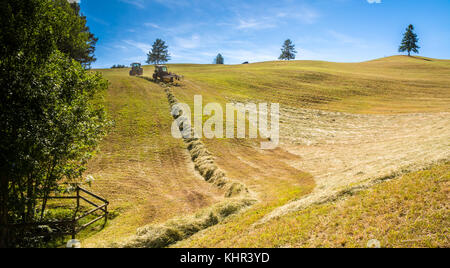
[175, 162, 449, 248]
[161, 55, 450, 114]
[81, 56, 449, 247]
[82, 68, 226, 247]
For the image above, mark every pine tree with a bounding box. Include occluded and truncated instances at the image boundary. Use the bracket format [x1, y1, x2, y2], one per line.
[279, 39, 297, 60]
[146, 39, 170, 65]
[399, 25, 420, 56]
[214, 53, 224, 64]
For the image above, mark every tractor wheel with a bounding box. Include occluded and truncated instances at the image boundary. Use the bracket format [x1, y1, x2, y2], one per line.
[153, 73, 157, 81]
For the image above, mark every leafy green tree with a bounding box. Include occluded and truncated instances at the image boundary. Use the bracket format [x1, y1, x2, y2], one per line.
[146, 39, 170, 65]
[399, 24, 420, 56]
[0, 0, 108, 247]
[279, 39, 297, 60]
[214, 53, 224, 64]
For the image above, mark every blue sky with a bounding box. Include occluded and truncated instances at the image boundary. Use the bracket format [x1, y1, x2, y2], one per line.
[76, 0, 450, 68]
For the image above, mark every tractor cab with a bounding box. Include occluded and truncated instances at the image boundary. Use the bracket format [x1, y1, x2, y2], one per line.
[129, 62, 143, 76]
[155, 65, 168, 73]
[153, 65, 182, 83]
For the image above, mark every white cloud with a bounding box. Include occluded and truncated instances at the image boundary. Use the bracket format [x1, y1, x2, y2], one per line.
[328, 30, 367, 48]
[119, 0, 145, 9]
[67, 0, 80, 3]
[289, 7, 320, 24]
[122, 40, 151, 54]
[236, 19, 275, 30]
[231, 5, 319, 31]
[174, 34, 201, 49]
[367, 0, 382, 3]
[144, 23, 161, 29]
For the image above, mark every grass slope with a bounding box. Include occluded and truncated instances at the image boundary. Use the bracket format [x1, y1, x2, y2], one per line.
[84, 56, 449, 247]
[175, 162, 449, 248]
[164, 55, 450, 114]
[82, 69, 225, 247]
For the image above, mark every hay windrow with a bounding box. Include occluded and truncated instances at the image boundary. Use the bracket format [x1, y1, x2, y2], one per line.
[255, 158, 450, 226]
[116, 198, 256, 248]
[113, 81, 256, 248]
[163, 85, 251, 198]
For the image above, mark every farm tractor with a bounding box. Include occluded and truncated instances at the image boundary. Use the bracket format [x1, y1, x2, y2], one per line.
[153, 65, 182, 83]
[129, 62, 143, 76]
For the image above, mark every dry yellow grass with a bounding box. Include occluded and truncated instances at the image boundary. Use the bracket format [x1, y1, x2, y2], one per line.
[82, 69, 226, 247]
[83, 56, 449, 247]
[175, 162, 449, 248]
[164, 55, 450, 114]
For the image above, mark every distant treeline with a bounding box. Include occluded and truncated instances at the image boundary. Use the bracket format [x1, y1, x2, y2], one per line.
[111, 64, 128, 68]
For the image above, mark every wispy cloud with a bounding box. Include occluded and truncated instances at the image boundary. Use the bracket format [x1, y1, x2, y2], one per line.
[119, 0, 145, 9]
[153, 0, 190, 9]
[367, 0, 382, 3]
[236, 19, 276, 30]
[122, 40, 151, 54]
[328, 30, 367, 47]
[174, 34, 201, 49]
[144, 23, 161, 29]
[227, 4, 320, 31]
[275, 6, 320, 24]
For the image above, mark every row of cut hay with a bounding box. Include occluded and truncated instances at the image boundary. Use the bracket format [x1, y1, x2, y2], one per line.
[163, 85, 250, 198]
[116, 197, 256, 248]
[113, 80, 256, 248]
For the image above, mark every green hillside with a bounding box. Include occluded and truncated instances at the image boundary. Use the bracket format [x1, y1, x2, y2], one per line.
[83, 56, 449, 247]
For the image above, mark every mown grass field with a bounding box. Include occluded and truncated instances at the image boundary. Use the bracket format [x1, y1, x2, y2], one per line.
[175, 161, 449, 248]
[83, 56, 449, 247]
[166, 55, 450, 114]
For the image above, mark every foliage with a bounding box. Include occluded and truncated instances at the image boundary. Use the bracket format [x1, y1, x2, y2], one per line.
[399, 24, 420, 56]
[214, 53, 224, 64]
[111, 64, 127, 69]
[0, 0, 108, 247]
[146, 39, 170, 65]
[279, 39, 297, 60]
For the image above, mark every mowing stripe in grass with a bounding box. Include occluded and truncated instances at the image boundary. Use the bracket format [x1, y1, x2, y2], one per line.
[113, 80, 257, 248]
[162, 83, 251, 198]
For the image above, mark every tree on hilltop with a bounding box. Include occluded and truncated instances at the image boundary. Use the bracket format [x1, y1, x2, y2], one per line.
[399, 24, 420, 56]
[279, 39, 297, 60]
[147, 39, 170, 65]
[214, 53, 224, 64]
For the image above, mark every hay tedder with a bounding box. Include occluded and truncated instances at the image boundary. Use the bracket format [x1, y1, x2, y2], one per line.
[153, 65, 182, 83]
[129, 62, 143, 76]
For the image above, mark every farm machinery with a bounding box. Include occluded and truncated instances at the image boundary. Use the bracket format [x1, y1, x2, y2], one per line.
[129, 62, 143, 76]
[152, 65, 182, 83]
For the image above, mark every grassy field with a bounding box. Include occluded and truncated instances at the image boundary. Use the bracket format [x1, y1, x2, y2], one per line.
[82, 69, 226, 247]
[82, 56, 449, 247]
[175, 161, 449, 248]
[166, 55, 450, 113]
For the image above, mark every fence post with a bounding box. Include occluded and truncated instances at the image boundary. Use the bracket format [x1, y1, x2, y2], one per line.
[72, 187, 80, 239]
[104, 204, 108, 227]
[76, 187, 80, 213]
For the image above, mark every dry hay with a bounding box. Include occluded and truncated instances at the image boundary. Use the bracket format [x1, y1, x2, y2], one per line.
[116, 197, 256, 248]
[163, 85, 250, 198]
[112, 83, 256, 248]
[253, 103, 450, 225]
